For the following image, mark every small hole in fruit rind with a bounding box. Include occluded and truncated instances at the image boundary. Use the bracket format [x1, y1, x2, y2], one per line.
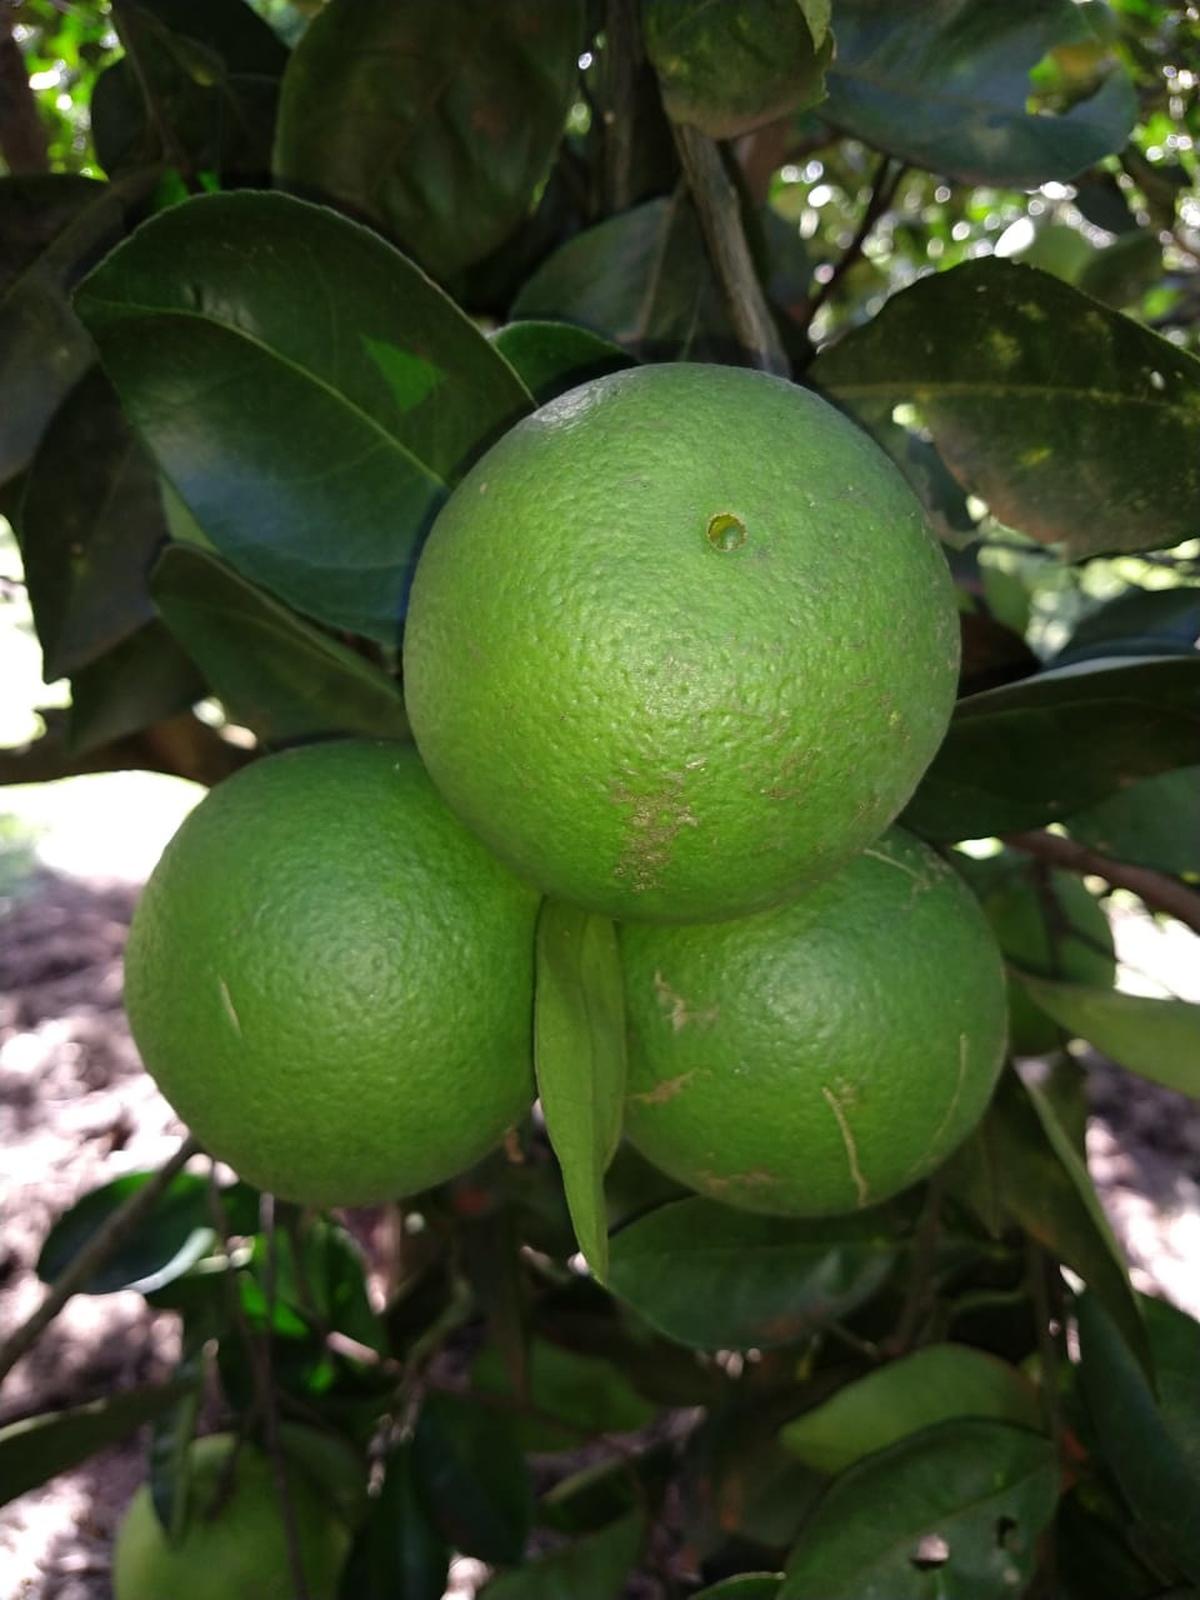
[706, 511, 747, 552]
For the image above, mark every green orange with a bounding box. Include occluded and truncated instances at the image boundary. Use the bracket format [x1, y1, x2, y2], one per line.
[113, 1432, 353, 1600]
[619, 828, 1008, 1216]
[123, 740, 539, 1206]
[404, 364, 959, 924]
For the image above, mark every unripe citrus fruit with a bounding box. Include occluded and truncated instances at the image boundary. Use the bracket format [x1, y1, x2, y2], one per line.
[113, 1432, 352, 1600]
[404, 364, 959, 924]
[619, 828, 1008, 1216]
[976, 855, 1115, 1056]
[123, 740, 539, 1206]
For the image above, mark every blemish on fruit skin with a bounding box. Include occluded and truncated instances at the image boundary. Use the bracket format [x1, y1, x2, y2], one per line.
[706, 511, 747, 552]
[652, 970, 719, 1031]
[821, 1084, 870, 1208]
[218, 977, 242, 1038]
[629, 1070, 696, 1106]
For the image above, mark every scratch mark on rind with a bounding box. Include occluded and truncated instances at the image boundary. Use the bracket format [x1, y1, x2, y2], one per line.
[653, 970, 719, 1032]
[629, 1070, 696, 1106]
[929, 1033, 969, 1153]
[218, 977, 242, 1038]
[821, 1084, 870, 1208]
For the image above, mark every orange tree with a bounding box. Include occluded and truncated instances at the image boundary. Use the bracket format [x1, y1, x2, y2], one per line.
[1, 2, 1200, 1597]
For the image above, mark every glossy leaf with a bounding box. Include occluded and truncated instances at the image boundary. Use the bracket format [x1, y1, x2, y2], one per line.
[953, 1070, 1149, 1371]
[490, 322, 633, 406]
[644, 0, 832, 139]
[694, 1580, 783, 1600]
[1068, 765, 1200, 878]
[780, 1344, 1043, 1475]
[20, 368, 166, 678]
[413, 1392, 533, 1564]
[1145, 1295, 1200, 1486]
[813, 260, 1200, 557]
[824, 0, 1136, 187]
[780, 1419, 1060, 1599]
[471, 1338, 657, 1453]
[1077, 1294, 1200, 1583]
[152, 545, 408, 744]
[607, 1197, 901, 1351]
[482, 1510, 644, 1600]
[66, 619, 206, 754]
[904, 656, 1200, 838]
[1016, 977, 1200, 1096]
[535, 902, 628, 1282]
[274, 0, 584, 283]
[0, 174, 134, 485]
[338, 1443, 449, 1600]
[37, 1172, 258, 1296]
[1056, 588, 1200, 667]
[512, 194, 735, 362]
[75, 191, 531, 643]
[0, 1384, 189, 1509]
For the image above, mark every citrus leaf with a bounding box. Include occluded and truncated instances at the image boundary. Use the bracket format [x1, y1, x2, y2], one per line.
[413, 1392, 533, 1564]
[481, 1510, 644, 1600]
[20, 368, 165, 678]
[274, 0, 584, 283]
[904, 655, 1200, 838]
[152, 545, 409, 744]
[534, 902, 628, 1283]
[471, 1339, 657, 1453]
[644, 0, 832, 139]
[65, 618, 206, 754]
[1055, 588, 1200, 668]
[780, 1345, 1043, 1475]
[490, 322, 633, 406]
[74, 191, 531, 643]
[1067, 766, 1200, 878]
[694, 1579, 783, 1600]
[512, 193, 734, 362]
[1015, 977, 1200, 1097]
[779, 1419, 1060, 1599]
[824, 0, 1136, 187]
[813, 260, 1200, 557]
[1077, 1294, 1200, 1583]
[607, 1197, 901, 1351]
[0, 1384, 191, 1509]
[338, 1443, 448, 1600]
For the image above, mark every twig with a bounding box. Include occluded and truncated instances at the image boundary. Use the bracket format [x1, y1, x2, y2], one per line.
[885, 1172, 945, 1357]
[804, 155, 906, 333]
[1004, 830, 1200, 937]
[669, 119, 789, 374]
[603, 0, 640, 213]
[260, 1197, 312, 1600]
[0, 1137, 201, 1387]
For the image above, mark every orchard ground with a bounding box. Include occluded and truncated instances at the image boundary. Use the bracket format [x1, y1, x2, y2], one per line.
[2, 556, 1199, 1599]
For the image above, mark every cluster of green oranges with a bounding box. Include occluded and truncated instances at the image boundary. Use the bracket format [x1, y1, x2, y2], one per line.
[124, 364, 1010, 1226]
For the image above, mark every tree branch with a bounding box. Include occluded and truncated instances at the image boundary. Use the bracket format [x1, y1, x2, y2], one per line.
[0, 19, 49, 175]
[1003, 830, 1200, 937]
[602, 0, 641, 214]
[669, 119, 789, 375]
[803, 155, 905, 335]
[0, 1137, 201, 1388]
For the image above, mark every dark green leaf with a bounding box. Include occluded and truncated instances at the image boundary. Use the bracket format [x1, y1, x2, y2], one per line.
[75, 191, 531, 643]
[1068, 766, 1200, 878]
[1015, 977, 1200, 1096]
[780, 1344, 1042, 1475]
[607, 1197, 900, 1351]
[512, 193, 735, 362]
[954, 1070, 1149, 1372]
[824, 0, 1136, 187]
[119, 0, 288, 75]
[1078, 229, 1165, 310]
[413, 1392, 533, 1564]
[147, 1357, 202, 1539]
[274, 0, 584, 283]
[490, 322, 633, 406]
[241, 1217, 384, 1353]
[904, 656, 1200, 838]
[780, 1419, 1060, 1599]
[471, 1338, 657, 1452]
[37, 1172, 257, 1296]
[1054, 1487, 1164, 1600]
[1056, 588, 1200, 667]
[151, 545, 408, 744]
[535, 902, 628, 1282]
[0, 174, 136, 485]
[1077, 1293, 1200, 1583]
[538, 1442, 673, 1535]
[0, 1384, 190, 1509]
[644, 0, 832, 139]
[20, 368, 166, 678]
[813, 260, 1200, 557]
[338, 1443, 449, 1600]
[66, 620, 206, 754]
[481, 1510, 644, 1599]
[694, 1579, 783, 1600]
[1145, 1295, 1200, 1489]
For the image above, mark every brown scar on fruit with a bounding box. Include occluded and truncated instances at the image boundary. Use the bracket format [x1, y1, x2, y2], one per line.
[629, 1071, 697, 1106]
[610, 780, 699, 892]
[821, 1084, 870, 1207]
[863, 846, 933, 905]
[652, 970, 719, 1031]
[218, 976, 242, 1038]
